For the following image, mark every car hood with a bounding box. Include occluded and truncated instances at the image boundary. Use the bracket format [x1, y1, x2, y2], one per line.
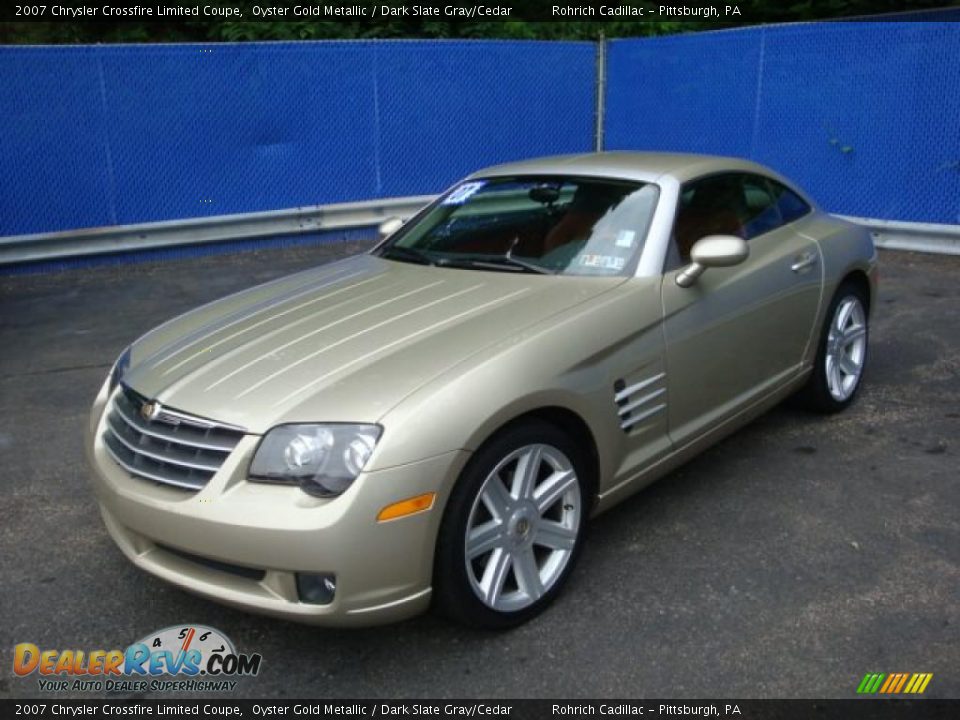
[123, 254, 624, 433]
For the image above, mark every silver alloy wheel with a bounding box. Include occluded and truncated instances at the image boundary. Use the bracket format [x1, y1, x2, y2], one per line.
[464, 443, 581, 613]
[825, 295, 867, 402]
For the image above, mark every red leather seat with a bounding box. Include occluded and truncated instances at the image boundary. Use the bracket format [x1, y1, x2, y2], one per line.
[542, 184, 628, 254]
[675, 209, 744, 261]
[674, 179, 746, 261]
[542, 209, 603, 253]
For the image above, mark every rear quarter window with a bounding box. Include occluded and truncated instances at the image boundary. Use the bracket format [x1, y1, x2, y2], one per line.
[769, 181, 812, 224]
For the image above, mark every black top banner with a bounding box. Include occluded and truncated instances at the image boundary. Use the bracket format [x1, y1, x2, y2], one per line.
[1, 1, 958, 25]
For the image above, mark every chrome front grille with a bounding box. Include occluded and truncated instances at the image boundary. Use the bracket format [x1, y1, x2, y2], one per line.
[102, 385, 245, 491]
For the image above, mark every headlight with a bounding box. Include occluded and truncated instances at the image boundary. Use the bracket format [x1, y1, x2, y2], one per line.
[108, 347, 131, 393]
[249, 424, 382, 497]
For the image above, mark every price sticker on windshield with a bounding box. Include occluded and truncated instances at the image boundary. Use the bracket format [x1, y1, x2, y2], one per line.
[580, 254, 626, 270]
[442, 181, 487, 205]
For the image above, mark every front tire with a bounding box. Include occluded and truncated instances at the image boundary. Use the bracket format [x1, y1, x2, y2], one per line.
[796, 281, 869, 413]
[433, 420, 589, 629]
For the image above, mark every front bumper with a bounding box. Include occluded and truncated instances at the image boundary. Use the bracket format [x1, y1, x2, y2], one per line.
[86, 380, 470, 626]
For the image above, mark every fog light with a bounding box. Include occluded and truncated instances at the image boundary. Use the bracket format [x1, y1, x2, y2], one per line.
[296, 573, 336, 605]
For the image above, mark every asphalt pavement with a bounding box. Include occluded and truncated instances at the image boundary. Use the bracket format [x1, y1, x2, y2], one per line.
[1, 239, 957, 699]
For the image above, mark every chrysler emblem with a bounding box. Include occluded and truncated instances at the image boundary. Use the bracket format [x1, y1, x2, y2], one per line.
[140, 401, 161, 421]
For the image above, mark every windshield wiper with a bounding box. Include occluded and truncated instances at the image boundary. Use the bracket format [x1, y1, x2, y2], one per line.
[468, 235, 556, 275]
[452, 256, 555, 275]
[379, 245, 437, 266]
[381, 241, 553, 275]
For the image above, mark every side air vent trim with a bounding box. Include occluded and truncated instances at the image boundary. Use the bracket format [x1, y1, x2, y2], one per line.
[613, 371, 668, 432]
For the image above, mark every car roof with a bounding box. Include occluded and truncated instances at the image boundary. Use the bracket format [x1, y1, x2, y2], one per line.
[468, 151, 783, 185]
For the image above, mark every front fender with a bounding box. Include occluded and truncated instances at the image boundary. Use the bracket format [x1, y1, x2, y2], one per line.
[370, 279, 664, 494]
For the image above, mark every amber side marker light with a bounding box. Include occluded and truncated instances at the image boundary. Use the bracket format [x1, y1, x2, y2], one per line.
[377, 493, 436, 522]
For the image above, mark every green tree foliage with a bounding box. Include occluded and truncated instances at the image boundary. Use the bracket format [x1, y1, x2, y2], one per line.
[0, 1, 953, 44]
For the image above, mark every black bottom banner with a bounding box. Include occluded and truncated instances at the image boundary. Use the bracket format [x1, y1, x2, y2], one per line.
[2, 700, 957, 720]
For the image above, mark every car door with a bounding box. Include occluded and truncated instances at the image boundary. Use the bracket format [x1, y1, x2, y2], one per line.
[661, 172, 822, 447]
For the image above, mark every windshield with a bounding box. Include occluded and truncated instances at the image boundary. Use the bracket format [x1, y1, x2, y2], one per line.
[376, 176, 659, 276]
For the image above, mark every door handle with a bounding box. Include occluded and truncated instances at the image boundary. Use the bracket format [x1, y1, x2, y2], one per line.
[791, 252, 818, 273]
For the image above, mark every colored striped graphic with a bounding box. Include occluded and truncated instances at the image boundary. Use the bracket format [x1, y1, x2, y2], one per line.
[857, 672, 933, 694]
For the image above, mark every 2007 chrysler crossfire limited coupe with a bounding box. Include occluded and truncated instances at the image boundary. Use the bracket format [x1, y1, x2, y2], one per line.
[87, 152, 876, 628]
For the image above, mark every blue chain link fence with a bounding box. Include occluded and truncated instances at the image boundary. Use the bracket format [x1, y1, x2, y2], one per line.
[0, 40, 596, 236]
[606, 22, 960, 225]
[1, 24, 959, 237]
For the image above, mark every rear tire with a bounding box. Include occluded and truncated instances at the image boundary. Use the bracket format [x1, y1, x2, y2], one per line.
[795, 281, 869, 413]
[433, 419, 589, 630]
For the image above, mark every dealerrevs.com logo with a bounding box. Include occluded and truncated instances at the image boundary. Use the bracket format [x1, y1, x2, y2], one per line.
[13, 625, 262, 693]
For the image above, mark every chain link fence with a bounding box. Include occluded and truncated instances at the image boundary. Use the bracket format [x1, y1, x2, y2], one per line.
[1, 24, 958, 238]
[606, 21, 960, 224]
[0, 40, 596, 236]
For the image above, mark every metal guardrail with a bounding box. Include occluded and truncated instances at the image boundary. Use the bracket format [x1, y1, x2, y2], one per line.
[835, 215, 960, 256]
[0, 195, 435, 266]
[1, 197, 957, 266]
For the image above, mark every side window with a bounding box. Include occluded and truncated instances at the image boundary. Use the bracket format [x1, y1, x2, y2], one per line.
[672, 173, 746, 263]
[740, 174, 781, 240]
[768, 180, 812, 224]
[671, 173, 807, 265]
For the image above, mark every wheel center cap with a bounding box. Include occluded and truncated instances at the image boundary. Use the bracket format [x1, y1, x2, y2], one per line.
[508, 503, 537, 543]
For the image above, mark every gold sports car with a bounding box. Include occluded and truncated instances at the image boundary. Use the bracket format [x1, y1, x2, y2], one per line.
[87, 152, 877, 628]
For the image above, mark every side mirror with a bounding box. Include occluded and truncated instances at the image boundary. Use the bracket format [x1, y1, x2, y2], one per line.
[378, 216, 405, 240]
[676, 235, 749, 288]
